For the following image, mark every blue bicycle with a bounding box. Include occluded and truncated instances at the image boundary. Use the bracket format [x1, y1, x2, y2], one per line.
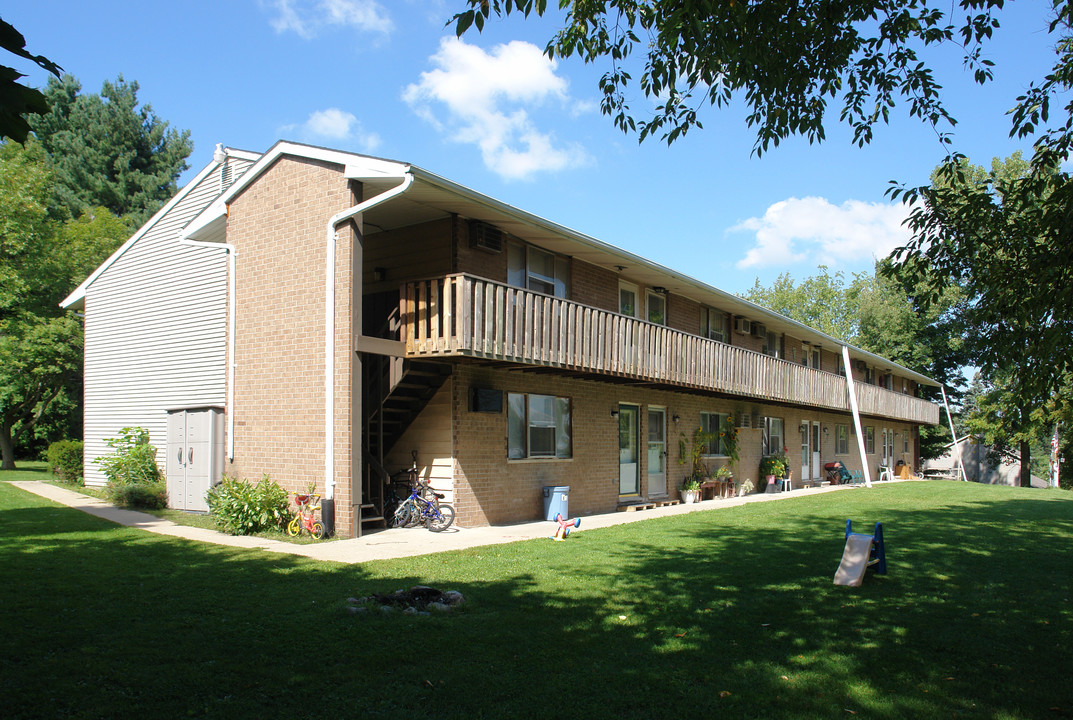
[389, 453, 455, 532]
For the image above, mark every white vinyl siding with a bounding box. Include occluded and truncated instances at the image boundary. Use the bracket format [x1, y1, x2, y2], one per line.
[81, 158, 255, 486]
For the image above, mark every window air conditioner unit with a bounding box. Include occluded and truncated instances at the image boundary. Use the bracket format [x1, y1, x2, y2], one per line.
[734, 317, 751, 335]
[469, 221, 503, 253]
[752, 322, 766, 337]
[854, 359, 867, 371]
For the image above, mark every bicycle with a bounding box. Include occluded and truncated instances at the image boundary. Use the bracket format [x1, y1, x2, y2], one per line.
[389, 451, 455, 532]
[287, 491, 325, 539]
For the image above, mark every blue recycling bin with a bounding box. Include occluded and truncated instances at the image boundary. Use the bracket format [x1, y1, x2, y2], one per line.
[542, 485, 569, 521]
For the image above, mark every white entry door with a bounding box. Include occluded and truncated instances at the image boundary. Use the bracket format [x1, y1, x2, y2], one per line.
[647, 408, 667, 497]
[619, 404, 640, 496]
[812, 422, 821, 480]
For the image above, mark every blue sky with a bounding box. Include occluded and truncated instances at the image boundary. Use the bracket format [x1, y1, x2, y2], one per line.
[6, 0, 1059, 295]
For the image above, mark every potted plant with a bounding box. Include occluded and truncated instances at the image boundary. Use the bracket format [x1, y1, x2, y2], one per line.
[712, 465, 734, 498]
[759, 455, 786, 493]
[681, 476, 701, 504]
[678, 426, 715, 503]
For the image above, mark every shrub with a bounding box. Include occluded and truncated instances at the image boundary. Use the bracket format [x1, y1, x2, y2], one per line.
[96, 427, 165, 509]
[206, 474, 290, 535]
[96, 427, 162, 485]
[108, 480, 168, 510]
[46, 440, 84, 484]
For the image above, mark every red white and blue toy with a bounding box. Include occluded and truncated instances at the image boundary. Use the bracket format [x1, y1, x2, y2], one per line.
[550, 513, 581, 541]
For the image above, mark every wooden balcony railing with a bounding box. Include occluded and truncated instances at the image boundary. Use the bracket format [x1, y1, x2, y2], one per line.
[401, 274, 939, 425]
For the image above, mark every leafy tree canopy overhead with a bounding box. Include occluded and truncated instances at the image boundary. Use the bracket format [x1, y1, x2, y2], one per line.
[0, 17, 61, 143]
[28, 74, 192, 228]
[452, 0, 1005, 152]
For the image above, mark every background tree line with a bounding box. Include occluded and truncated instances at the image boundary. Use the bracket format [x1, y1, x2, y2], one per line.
[0, 56, 191, 468]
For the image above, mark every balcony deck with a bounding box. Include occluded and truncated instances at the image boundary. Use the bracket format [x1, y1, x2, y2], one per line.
[401, 274, 939, 425]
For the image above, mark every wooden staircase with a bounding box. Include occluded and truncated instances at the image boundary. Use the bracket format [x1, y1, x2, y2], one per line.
[357, 353, 450, 536]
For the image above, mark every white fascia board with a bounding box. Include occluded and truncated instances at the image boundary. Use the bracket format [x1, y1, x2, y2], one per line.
[178, 148, 265, 242]
[404, 165, 940, 388]
[179, 196, 227, 242]
[217, 140, 410, 206]
[60, 156, 225, 310]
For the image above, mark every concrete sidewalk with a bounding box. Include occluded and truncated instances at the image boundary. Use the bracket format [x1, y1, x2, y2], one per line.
[10, 479, 873, 564]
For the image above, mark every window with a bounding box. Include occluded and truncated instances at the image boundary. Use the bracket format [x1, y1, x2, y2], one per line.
[508, 393, 572, 459]
[903, 430, 910, 454]
[762, 417, 784, 455]
[646, 291, 666, 325]
[702, 308, 729, 342]
[619, 281, 638, 317]
[836, 424, 849, 455]
[763, 331, 781, 358]
[700, 412, 729, 456]
[507, 242, 570, 298]
[865, 426, 875, 454]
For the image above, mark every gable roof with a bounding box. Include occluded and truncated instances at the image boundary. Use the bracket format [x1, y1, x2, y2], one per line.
[82, 139, 941, 388]
[60, 147, 261, 311]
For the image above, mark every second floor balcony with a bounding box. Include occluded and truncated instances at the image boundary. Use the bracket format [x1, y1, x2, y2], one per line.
[400, 274, 940, 426]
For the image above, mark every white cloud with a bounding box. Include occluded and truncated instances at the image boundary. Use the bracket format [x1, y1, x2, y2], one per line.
[730, 197, 912, 269]
[266, 0, 392, 39]
[403, 37, 591, 180]
[284, 108, 382, 152]
[305, 108, 357, 139]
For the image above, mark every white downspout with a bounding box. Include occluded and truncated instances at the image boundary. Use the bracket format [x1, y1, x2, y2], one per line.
[323, 173, 414, 501]
[842, 345, 873, 488]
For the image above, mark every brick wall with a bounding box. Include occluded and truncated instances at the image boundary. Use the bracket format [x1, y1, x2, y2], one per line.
[666, 293, 702, 334]
[225, 155, 358, 535]
[571, 258, 618, 310]
[445, 363, 896, 525]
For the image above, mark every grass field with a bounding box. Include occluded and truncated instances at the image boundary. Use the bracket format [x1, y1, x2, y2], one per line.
[1, 476, 1070, 719]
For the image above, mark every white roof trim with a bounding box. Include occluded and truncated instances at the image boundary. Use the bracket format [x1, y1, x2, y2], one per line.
[81, 139, 941, 388]
[180, 141, 409, 243]
[403, 166, 940, 388]
[216, 140, 410, 207]
[59, 150, 251, 309]
[179, 195, 227, 242]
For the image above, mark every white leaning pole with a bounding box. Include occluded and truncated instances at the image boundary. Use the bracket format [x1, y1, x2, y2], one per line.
[842, 346, 873, 488]
[941, 385, 968, 482]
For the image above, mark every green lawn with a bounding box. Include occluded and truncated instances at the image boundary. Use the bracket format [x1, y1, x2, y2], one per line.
[1, 478, 1070, 719]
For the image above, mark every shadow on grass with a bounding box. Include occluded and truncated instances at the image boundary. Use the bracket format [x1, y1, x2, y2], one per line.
[1, 481, 1070, 719]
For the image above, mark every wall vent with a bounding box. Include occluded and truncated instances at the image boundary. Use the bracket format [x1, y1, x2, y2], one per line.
[469, 221, 504, 253]
[220, 161, 233, 193]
